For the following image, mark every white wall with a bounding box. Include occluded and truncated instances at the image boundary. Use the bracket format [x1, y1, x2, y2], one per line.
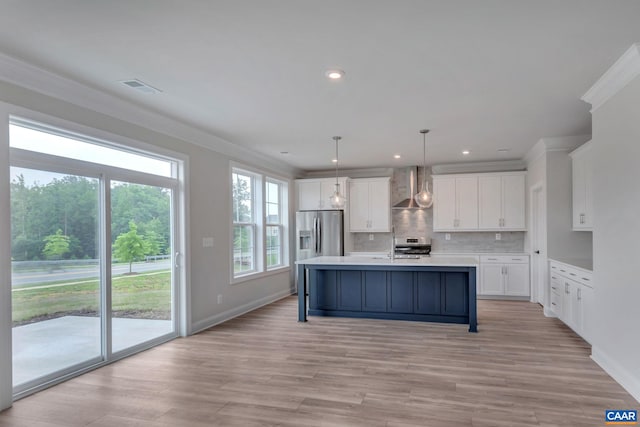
[0, 74, 298, 409]
[546, 150, 593, 260]
[590, 75, 640, 402]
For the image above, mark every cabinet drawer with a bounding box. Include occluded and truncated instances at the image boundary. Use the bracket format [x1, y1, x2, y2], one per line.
[550, 291, 562, 315]
[550, 278, 562, 296]
[481, 255, 528, 264]
[549, 261, 593, 288]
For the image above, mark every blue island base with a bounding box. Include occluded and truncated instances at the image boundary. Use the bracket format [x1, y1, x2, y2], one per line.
[298, 263, 478, 333]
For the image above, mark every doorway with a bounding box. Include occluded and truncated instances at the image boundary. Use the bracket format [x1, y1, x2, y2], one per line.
[9, 119, 183, 397]
[530, 183, 546, 306]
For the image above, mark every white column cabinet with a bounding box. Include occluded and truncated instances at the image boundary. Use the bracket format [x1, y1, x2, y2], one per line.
[348, 177, 390, 232]
[478, 172, 525, 230]
[570, 141, 593, 231]
[296, 177, 348, 211]
[433, 175, 478, 231]
[479, 255, 529, 297]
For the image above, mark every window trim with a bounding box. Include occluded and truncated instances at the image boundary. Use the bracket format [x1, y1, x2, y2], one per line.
[265, 178, 286, 271]
[230, 162, 290, 284]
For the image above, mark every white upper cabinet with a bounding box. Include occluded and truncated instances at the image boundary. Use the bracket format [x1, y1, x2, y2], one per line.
[296, 177, 348, 211]
[349, 177, 391, 232]
[433, 175, 479, 231]
[570, 141, 593, 231]
[478, 172, 526, 230]
[434, 172, 525, 232]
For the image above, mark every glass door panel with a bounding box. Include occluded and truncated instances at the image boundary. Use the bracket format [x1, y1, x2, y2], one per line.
[11, 167, 101, 388]
[110, 181, 174, 353]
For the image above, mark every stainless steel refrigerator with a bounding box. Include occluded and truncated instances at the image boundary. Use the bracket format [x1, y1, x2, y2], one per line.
[295, 210, 344, 289]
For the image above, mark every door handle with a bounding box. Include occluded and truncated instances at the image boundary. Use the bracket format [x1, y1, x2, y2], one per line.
[313, 217, 319, 253]
[317, 217, 322, 253]
[174, 252, 180, 268]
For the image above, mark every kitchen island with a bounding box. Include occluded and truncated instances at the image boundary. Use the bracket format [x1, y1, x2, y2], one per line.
[297, 256, 478, 332]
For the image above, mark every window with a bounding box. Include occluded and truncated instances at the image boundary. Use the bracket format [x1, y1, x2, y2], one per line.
[231, 165, 289, 280]
[232, 171, 257, 276]
[266, 179, 284, 269]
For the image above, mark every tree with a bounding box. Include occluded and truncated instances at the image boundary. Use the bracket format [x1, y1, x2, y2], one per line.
[42, 229, 70, 260]
[113, 221, 150, 274]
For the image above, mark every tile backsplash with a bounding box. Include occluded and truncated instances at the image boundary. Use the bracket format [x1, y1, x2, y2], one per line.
[351, 167, 525, 254]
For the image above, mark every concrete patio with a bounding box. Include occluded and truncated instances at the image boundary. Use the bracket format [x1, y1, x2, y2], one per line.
[12, 316, 173, 386]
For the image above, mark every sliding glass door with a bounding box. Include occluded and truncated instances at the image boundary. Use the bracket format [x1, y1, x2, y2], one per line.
[110, 180, 174, 354]
[9, 120, 182, 396]
[11, 167, 102, 389]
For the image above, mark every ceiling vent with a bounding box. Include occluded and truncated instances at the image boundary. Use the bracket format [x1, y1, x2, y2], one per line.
[120, 79, 162, 94]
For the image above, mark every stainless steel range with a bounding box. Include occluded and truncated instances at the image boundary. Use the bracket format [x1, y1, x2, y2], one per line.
[393, 236, 431, 258]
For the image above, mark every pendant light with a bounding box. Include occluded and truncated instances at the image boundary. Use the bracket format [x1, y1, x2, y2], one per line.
[414, 129, 433, 208]
[329, 136, 347, 209]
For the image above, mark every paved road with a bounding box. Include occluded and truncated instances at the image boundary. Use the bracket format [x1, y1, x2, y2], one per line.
[12, 260, 171, 288]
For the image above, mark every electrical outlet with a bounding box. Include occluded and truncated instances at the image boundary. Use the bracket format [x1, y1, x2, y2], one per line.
[445, 233, 451, 241]
[369, 234, 374, 241]
[495, 233, 501, 241]
[217, 294, 223, 304]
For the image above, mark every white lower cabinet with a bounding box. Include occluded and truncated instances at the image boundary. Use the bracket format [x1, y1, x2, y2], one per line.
[548, 260, 594, 343]
[479, 255, 529, 297]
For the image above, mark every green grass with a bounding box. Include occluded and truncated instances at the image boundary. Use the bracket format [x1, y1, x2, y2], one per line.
[12, 271, 171, 325]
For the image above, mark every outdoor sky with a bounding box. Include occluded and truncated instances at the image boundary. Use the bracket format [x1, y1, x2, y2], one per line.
[9, 124, 172, 185]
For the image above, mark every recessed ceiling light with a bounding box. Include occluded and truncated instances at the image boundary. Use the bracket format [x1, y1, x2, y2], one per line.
[325, 69, 345, 80]
[394, 154, 401, 159]
[462, 150, 470, 155]
[332, 158, 338, 163]
[497, 148, 510, 153]
[280, 151, 289, 155]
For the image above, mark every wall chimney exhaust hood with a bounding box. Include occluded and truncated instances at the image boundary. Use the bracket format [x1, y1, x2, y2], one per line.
[393, 167, 424, 209]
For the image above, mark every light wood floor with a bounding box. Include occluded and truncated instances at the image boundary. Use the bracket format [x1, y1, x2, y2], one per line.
[0, 297, 636, 426]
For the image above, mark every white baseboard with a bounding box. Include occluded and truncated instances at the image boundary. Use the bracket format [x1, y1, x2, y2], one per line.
[591, 346, 640, 403]
[543, 306, 557, 318]
[190, 289, 294, 335]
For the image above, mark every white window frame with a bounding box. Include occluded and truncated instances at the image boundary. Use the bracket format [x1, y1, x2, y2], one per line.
[265, 178, 287, 270]
[230, 163, 289, 284]
[231, 168, 262, 277]
[4, 108, 190, 400]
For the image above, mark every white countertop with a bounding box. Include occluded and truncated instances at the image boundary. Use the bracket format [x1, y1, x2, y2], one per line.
[549, 257, 593, 272]
[296, 255, 479, 267]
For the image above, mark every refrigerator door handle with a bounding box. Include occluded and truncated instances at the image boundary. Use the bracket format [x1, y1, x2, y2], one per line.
[317, 216, 322, 254]
[313, 216, 319, 254]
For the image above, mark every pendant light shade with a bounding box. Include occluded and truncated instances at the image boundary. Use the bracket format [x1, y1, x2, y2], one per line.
[329, 136, 346, 209]
[414, 129, 433, 208]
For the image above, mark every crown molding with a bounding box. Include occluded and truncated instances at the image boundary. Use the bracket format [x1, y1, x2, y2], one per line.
[524, 135, 591, 165]
[0, 52, 303, 177]
[431, 160, 526, 175]
[582, 43, 640, 112]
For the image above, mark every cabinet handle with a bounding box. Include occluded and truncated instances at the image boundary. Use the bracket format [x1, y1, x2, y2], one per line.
[551, 276, 557, 280]
[577, 288, 582, 301]
[487, 258, 498, 261]
[551, 286, 557, 290]
[569, 273, 576, 276]
[582, 277, 590, 281]
[565, 283, 569, 294]
[551, 302, 557, 306]
[560, 269, 566, 272]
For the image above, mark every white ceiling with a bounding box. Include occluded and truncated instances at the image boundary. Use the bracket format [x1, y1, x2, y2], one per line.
[1, 1, 639, 171]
